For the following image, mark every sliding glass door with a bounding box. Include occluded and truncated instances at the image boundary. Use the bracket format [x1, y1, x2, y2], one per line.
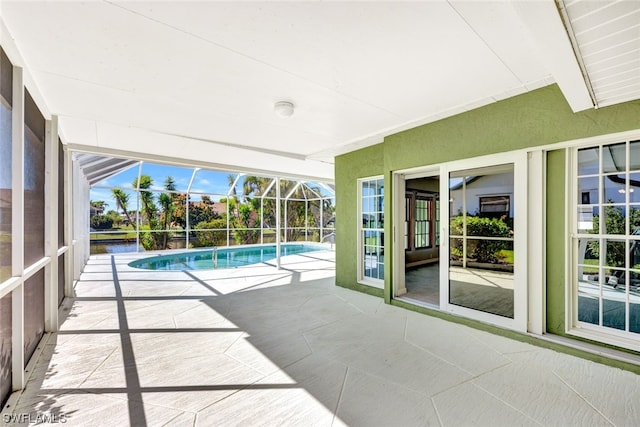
[448, 164, 515, 318]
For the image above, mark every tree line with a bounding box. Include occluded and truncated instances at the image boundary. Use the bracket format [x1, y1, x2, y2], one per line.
[91, 175, 335, 251]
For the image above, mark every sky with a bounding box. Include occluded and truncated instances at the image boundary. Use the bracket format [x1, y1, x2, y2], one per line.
[89, 162, 334, 209]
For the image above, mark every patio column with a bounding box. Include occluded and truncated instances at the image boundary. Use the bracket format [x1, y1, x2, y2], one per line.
[11, 64, 25, 390]
[276, 177, 281, 269]
[44, 115, 59, 332]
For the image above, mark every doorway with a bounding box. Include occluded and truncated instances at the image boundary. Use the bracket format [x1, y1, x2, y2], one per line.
[393, 151, 528, 331]
[403, 176, 440, 306]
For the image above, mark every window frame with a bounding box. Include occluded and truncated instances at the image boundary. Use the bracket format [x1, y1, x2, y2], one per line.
[358, 176, 385, 288]
[569, 138, 640, 351]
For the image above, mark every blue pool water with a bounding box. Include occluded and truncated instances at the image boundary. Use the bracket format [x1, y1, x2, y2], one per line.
[128, 243, 327, 271]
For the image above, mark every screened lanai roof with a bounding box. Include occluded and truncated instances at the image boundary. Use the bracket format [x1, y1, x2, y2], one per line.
[87, 157, 335, 201]
[75, 154, 139, 186]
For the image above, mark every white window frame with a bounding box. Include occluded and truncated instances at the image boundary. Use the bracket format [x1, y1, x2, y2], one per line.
[440, 151, 529, 332]
[568, 137, 640, 352]
[358, 176, 385, 288]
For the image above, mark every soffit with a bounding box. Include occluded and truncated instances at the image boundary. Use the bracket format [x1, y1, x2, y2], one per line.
[560, 0, 640, 108]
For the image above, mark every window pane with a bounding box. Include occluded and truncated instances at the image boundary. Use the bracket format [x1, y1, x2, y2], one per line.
[603, 174, 626, 204]
[578, 295, 599, 325]
[630, 173, 640, 203]
[449, 165, 514, 319]
[578, 176, 599, 205]
[578, 146, 599, 176]
[630, 299, 640, 334]
[361, 179, 384, 283]
[630, 140, 640, 171]
[602, 142, 626, 173]
[449, 238, 514, 319]
[603, 205, 626, 235]
[602, 299, 625, 331]
[604, 240, 626, 269]
[577, 206, 598, 233]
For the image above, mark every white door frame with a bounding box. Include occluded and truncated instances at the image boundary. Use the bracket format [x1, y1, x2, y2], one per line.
[392, 166, 441, 299]
[393, 150, 533, 333]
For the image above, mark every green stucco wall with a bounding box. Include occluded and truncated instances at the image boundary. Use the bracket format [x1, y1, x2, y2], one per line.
[335, 143, 385, 298]
[546, 149, 567, 335]
[336, 84, 640, 333]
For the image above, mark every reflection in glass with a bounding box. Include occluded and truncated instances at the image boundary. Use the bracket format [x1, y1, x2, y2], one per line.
[578, 146, 599, 176]
[603, 299, 625, 330]
[578, 295, 599, 325]
[630, 302, 640, 334]
[576, 140, 640, 336]
[604, 240, 626, 269]
[363, 230, 384, 280]
[578, 176, 599, 205]
[602, 142, 626, 173]
[602, 206, 626, 235]
[630, 140, 640, 171]
[603, 175, 626, 203]
[448, 165, 514, 318]
[577, 206, 598, 233]
[577, 238, 599, 270]
[630, 173, 640, 203]
[577, 238, 601, 325]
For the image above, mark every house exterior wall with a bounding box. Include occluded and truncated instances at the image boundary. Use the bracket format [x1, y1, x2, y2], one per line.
[335, 143, 385, 299]
[336, 84, 640, 344]
[450, 174, 514, 218]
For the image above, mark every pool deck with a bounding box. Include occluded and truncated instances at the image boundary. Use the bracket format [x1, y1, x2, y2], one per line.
[3, 249, 640, 426]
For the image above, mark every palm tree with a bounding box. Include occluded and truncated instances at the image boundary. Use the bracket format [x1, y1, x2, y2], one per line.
[159, 176, 177, 249]
[133, 175, 159, 249]
[111, 188, 134, 226]
[133, 175, 156, 224]
[90, 200, 108, 214]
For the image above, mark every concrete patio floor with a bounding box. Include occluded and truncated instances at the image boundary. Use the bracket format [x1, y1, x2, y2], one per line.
[4, 249, 640, 426]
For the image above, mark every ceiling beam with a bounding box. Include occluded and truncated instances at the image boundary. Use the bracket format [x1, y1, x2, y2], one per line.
[512, 0, 594, 112]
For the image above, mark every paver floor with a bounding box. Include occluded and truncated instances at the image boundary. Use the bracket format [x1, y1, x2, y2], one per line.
[3, 250, 640, 426]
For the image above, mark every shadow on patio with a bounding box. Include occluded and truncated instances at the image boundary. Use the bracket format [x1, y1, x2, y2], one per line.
[5, 250, 640, 426]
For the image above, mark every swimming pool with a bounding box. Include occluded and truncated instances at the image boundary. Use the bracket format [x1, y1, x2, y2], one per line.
[128, 243, 328, 271]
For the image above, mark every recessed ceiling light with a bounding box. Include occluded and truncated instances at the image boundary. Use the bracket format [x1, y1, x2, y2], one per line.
[274, 101, 295, 118]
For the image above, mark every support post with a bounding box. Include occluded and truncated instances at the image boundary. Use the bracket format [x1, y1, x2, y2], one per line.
[64, 148, 74, 297]
[11, 65, 25, 390]
[276, 177, 281, 269]
[44, 115, 59, 331]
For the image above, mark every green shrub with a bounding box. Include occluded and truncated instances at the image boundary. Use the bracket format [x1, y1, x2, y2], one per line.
[450, 215, 512, 263]
[194, 219, 227, 247]
[90, 215, 114, 230]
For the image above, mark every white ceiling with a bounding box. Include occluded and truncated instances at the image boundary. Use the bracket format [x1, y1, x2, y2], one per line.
[1, 0, 638, 181]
